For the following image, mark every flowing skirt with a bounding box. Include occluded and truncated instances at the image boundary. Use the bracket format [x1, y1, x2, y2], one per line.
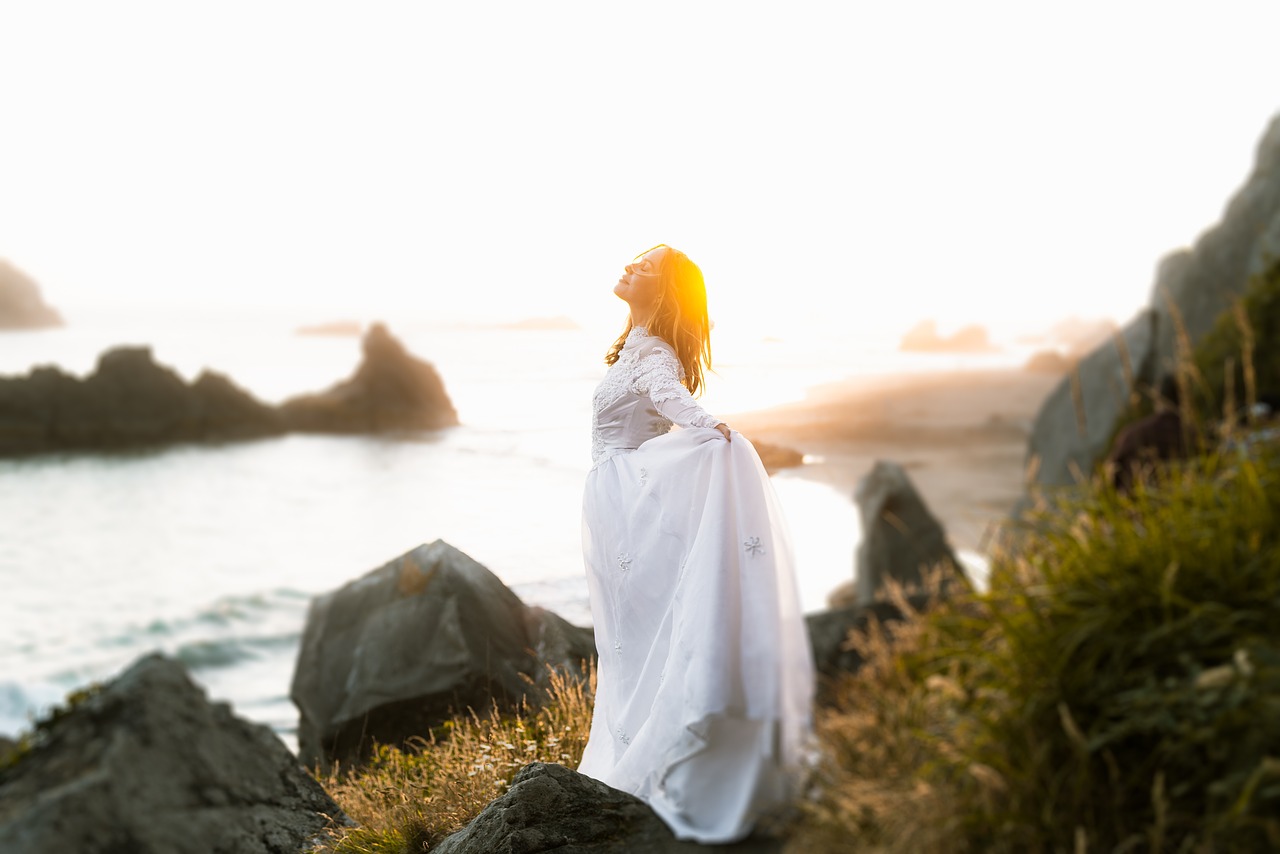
[578, 427, 814, 843]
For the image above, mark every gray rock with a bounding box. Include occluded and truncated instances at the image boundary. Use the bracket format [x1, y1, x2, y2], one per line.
[0, 323, 456, 456]
[1024, 114, 1280, 489]
[281, 322, 458, 432]
[0, 259, 61, 330]
[0, 654, 346, 854]
[806, 596, 932, 689]
[291, 540, 594, 771]
[0, 346, 285, 455]
[433, 762, 782, 854]
[1151, 116, 1280, 377]
[523, 606, 598, 695]
[854, 460, 964, 605]
[1026, 310, 1158, 487]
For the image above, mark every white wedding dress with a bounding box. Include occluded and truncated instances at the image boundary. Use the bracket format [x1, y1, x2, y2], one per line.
[577, 326, 815, 843]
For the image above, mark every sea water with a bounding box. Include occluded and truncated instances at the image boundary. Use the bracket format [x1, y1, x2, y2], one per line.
[0, 312, 1020, 749]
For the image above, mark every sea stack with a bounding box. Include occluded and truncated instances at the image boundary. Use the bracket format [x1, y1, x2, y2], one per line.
[0, 260, 62, 330]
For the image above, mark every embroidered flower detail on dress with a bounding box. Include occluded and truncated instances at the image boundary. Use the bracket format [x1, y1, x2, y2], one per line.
[617, 553, 633, 572]
[638, 467, 648, 484]
[613, 639, 622, 653]
[744, 536, 766, 556]
[616, 725, 631, 745]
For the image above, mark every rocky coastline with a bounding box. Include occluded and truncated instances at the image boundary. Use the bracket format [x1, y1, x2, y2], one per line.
[4, 111, 1277, 854]
[0, 322, 458, 456]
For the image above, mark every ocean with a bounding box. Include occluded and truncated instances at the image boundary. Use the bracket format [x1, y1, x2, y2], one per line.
[0, 310, 1023, 750]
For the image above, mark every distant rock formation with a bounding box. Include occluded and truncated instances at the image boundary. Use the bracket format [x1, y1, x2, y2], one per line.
[0, 323, 457, 456]
[1024, 349, 1073, 374]
[854, 460, 964, 605]
[1027, 113, 1280, 488]
[0, 347, 284, 455]
[900, 320, 996, 353]
[0, 260, 62, 330]
[749, 438, 804, 474]
[434, 762, 780, 854]
[291, 540, 595, 771]
[281, 322, 458, 432]
[1042, 316, 1119, 354]
[0, 654, 347, 854]
[296, 320, 364, 337]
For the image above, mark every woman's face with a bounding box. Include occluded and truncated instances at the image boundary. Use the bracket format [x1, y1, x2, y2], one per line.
[614, 246, 668, 318]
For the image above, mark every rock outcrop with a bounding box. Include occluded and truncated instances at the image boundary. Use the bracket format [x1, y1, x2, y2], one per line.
[0, 260, 62, 330]
[854, 460, 964, 605]
[433, 762, 782, 853]
[1027, 112, 1280, 488]
[0, 324, 457, 456]
[1026, 311, 1158, 487]
[0, 654, 347, 854]
[749, 438, 805, 474]
[281, 322, 458, 432]
[0, 347, 284, 454]
[291, 540, 595, 771]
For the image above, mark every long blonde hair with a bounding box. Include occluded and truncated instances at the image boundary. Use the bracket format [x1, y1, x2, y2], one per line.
[604, 244, 712, 397]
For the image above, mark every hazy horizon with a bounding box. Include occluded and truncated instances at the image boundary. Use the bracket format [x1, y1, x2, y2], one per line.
[3, 2, 1280, 344]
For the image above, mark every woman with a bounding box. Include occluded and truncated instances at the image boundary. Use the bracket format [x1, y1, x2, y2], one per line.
[578, 244, 814, 843]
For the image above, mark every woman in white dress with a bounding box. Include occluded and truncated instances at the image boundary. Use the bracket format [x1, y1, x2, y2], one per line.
[577, 244, 814, 843]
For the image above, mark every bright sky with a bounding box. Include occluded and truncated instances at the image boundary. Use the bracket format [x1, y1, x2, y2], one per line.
[2, 1, 1278, 342]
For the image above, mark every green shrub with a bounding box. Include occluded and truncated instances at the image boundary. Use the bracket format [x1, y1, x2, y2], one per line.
[1193, 256, 1280, 424]
[797, 446, 1280, 853]
[965, 449, 1280, 851]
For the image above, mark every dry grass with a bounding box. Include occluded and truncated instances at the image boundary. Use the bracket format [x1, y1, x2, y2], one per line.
[787, 583, 979, 854]
[313, 665, 595, 853]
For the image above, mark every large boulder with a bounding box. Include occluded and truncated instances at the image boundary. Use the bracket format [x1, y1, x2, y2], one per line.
[0, 654, 347, 854]
[0, 259, 62, 330]
[853, 460, 964, 605]
[291, 540, 595, 771]
[433, 762, 781, 854]
[0, 347, 284, 454]
[1026, 310, 1158, 487]
[281, 322, 458, 432]
[523, 605, 599, 695]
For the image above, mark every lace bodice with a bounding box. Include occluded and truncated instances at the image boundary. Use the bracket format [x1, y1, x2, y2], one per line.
[590, 327, 721, 464]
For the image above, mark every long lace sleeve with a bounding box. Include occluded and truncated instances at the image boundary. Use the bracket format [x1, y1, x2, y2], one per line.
[633, 348, 723, 430]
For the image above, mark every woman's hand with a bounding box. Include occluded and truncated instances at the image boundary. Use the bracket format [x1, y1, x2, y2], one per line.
[715, 422, 732, 442]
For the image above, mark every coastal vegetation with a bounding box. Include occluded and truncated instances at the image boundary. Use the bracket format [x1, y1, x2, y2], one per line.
[794, 444, 1280, 852]
[1192, 257, 1280, 425]
[315, 667, 594, 853]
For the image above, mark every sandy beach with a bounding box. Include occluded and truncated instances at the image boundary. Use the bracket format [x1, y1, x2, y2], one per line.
[732, 368, 1063, 555]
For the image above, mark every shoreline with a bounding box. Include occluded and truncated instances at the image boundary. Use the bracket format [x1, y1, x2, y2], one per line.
[731, 367, 1062, 554]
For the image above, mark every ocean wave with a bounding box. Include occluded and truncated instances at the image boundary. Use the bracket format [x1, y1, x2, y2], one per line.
[171, 631, 302, 670]
[0, 679, 66, 738]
